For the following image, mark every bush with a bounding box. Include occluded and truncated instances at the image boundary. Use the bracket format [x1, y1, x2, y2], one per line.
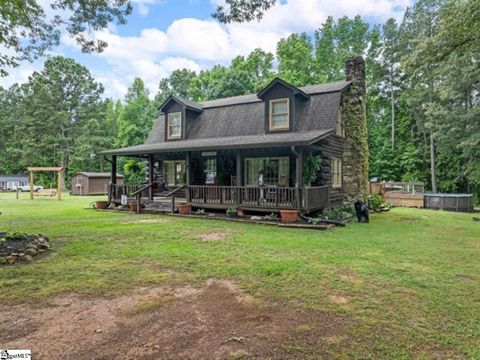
[368, 194, 388, 212]
[263, 213, 279, 222]
[319, 201, 356, 221]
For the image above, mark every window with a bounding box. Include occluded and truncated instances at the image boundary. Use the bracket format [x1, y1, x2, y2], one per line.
[76, 177, 83, 186]
[245, 157, 289, 186]
[167, 112, 182, 139]
[336, 109, 344, 136]
[269, 98, 289, 130]
[331, 157, 342, 188]
[163, 160, 185, 186]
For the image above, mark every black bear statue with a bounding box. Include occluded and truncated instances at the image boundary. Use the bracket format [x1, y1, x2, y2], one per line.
[354, 201, 369, 223]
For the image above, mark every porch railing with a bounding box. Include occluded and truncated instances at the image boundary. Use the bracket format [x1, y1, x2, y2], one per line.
[109, 183, 150, 202]
[189, 185, 329, 211]
[109, 184, 329, 212]
[302, 186, 329, 211]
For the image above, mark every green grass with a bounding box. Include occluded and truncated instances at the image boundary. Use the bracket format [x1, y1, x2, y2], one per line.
[0, 192, 479, 358]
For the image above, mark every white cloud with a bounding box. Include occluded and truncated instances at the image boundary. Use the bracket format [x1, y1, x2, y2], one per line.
[132, 0, 166, 17]
[5, 0, 412, 98]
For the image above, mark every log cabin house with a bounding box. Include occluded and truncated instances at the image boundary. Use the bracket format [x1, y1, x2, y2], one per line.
[101, 57, 369, 214]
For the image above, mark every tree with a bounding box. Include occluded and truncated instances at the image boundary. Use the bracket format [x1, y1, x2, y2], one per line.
[17, 56, 104, 188]
[0, 0, 132, 76]
[400, 0, 445, 192]
[154, 69, 198, 108]
[381, 19, 401, 150]
[277, 33, 314, 86]
[213, 0, 276, 23]
[116, 78, 155, 148]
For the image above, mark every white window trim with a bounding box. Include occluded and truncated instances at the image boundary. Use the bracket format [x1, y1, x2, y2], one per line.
[167, 112, 182, 139]
[269, 98, 290, 131]
[336, 108, 345, 137]
[332, 157, 342, 188]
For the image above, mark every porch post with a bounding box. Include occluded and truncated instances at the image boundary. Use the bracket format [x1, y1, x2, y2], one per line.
[236, 153, 242, 186]
[185, 151, 191, 203]
[111, 155, 117, 185]
[294, 149, 303, 211]
[148, 154, 154, 201]
[109, 155, 117, 203]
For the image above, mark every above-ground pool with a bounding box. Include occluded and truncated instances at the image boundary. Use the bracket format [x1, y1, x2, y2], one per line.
[423, 193, 474, 212]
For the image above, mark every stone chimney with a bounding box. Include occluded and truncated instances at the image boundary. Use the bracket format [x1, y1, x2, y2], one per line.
[342, 57, 369, 200]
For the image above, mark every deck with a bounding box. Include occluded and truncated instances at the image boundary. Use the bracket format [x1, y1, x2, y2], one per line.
[109, 184, 329, 213]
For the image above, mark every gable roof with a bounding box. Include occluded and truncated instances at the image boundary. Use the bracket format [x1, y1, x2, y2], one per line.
[101, 79, 351, 156]
[159, 95, 203, 113]
[74, 172, 124, 178]
[199, 80, 350, 109]
[257, 77, 310, 100]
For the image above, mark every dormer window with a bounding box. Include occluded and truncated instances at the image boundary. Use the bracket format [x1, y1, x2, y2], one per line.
[269, 98, 289, 131]
[167, 112, 182, 139]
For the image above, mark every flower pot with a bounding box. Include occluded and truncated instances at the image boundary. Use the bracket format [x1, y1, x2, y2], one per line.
[280, 209, 299, 224]
[95, 201, 109, 210]
[177, 204, 192, 215]
[128, 203, 142, 212]
[226, 212, 236, 218]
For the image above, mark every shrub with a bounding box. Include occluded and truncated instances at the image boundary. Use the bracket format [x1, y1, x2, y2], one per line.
[263, 213, 279, 221]
[319, 201, 356, 221]
[368, 193, 388, 212]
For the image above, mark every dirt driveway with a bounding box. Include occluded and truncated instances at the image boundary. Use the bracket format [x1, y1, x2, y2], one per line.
[1, 279, 347, 359]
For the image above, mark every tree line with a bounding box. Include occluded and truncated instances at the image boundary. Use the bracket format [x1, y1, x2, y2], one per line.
[0, 0, 478, 200]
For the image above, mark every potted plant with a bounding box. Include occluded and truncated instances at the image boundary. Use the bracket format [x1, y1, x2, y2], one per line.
[177, 203, 192, 215]
[128, 202, 143, 212]
[95, 200, 109, 210]
[226, 207, 237, 218]
[280, 209, 299, 223]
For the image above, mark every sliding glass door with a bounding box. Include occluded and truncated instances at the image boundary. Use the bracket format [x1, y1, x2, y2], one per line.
[244, 157, 289, 186]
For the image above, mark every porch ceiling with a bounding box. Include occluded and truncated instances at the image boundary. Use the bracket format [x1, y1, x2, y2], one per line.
[100, 129, 334, 156]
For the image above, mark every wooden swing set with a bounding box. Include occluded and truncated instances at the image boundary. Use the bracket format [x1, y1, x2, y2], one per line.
[27, 167, 64, 200]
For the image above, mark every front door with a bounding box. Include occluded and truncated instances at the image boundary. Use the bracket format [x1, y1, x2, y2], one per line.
[164, 160, 186, 186]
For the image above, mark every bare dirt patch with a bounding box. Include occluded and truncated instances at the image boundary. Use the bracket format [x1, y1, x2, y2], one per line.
[193, 230, 232, 241]
[0, 279, 348, 359]
[329, 294, 349, 305]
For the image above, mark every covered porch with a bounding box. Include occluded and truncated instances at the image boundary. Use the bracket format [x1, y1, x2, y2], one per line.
[108, 148, 329, 213]
[104, 130, 334, 214]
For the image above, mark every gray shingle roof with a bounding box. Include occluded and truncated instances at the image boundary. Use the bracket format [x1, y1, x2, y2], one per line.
[102, 129, 334, 156]
[101, 79, 350, 156]
[200, 80, 350, 108]
[75, 172, 124, 178]
[160, 95, 203, 112]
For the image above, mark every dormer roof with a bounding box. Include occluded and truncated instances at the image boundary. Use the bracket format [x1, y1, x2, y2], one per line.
[159, 95, 203, 113]
[257, 77, 310, 101]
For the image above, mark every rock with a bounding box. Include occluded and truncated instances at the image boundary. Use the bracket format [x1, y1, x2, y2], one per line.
[24, 255, 34, 262]
[38, 242, 50, 250]
[25, 248, 37, 256]
[6, 255, 16, 264]
[250, 216, 263, 220]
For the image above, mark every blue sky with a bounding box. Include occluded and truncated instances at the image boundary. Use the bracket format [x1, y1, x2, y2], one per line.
[1, 0, 412, 99]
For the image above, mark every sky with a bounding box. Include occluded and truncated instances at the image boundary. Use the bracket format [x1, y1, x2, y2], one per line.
[1, 0, 413, 100]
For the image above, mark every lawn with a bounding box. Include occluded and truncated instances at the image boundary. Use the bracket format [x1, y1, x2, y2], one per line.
[0, 192, 479, 358]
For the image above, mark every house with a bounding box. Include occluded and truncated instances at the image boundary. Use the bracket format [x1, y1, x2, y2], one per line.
[0, 175, 29, 191]
[101, 57, 369, 214]
[71, 172, 124, 196]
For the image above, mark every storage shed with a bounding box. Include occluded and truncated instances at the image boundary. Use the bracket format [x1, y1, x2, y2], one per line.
[71, 172, 124, 196]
